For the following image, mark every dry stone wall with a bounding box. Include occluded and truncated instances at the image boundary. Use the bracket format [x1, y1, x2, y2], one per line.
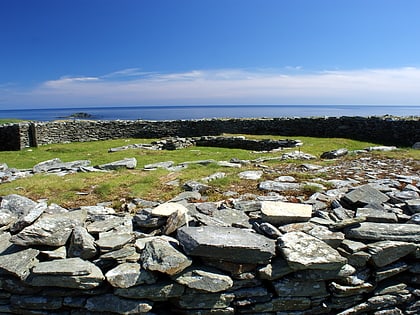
[1, 116, 419, 151]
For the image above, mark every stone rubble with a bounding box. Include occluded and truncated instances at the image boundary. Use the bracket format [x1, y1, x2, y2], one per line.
[0, 144, 419, 314]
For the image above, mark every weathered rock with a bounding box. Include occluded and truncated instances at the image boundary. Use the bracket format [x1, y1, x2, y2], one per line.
[10, 201, 46, 233]
[173, 266, 233, 292]
[33, 158, 91, 173]
[141, 238, 192, 275]
[293, 264, 356, 281]
[406, 199, 420, 214]
[343, 184, 390, 206]
[374, 261, 410, 282]
[238, 171, 263, 180]
[40, 246, 67, 260]
[212, 208, 251, 228]
[261, 201, 312, 225]
[86, 214, 132, 234]
[238, 296, 311, 312]
[273, 277, 328, 297]
[68, 226, 97, 259]
[278, 231, 347, 270]
[345, 222, 420, 242]
[175, 292, 235, 310]
[144, 161, 174, 170]
[366, 240, 417, 267]
[28, 257, 104, 289]
[0, 248, 39, 280]
[321, 148, 348, 159]
[115, 281, 185, 301]
[10, 294, 63, 310]
[256, 222, 282, 239]
[105, 263, 156, 288]
[177, 226, 276, 264]
[1, 194, 37, 217]
[85, 294, 153, 314]
[201, 171, 226, 182]
[330, 281, 375, 297]
[258, 257, 294, 280]
[10, 210, 87, 247]
[217, 161, 242, 168]
[151, 202, 189, 217]
[232, 200, 262, 212]
[356, 207, 398, 223]
[96, 231, 134, 253]
[163, 207, 188, 235]
[97, 157, 137, 170]
[258, 181, 301, 192]
[183, 180, 211, 193]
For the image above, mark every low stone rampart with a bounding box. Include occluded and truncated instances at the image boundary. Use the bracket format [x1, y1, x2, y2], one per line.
[0, 116, 419, 150]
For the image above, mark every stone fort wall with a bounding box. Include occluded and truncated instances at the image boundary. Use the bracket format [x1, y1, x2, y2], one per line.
[0, 116, 419, 151]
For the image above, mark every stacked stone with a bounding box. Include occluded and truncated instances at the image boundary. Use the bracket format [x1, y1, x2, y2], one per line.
[0, 177, 419, 314]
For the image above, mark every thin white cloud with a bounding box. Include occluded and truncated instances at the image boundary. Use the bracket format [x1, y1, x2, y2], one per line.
[2, 67, 420, 108]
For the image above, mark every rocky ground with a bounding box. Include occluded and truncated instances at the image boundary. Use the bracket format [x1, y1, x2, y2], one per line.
[0, 141, 419, 314]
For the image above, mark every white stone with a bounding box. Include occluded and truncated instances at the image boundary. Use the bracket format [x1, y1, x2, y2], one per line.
[151, 202, 188, 217]
[261, 201, 312, 225]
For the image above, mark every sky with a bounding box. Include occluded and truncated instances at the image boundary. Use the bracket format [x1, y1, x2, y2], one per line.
[1, 0, 420, 109]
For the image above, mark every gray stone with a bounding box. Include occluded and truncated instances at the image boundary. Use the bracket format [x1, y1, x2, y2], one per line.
[163, 207, 188, 235]
[97, 157, 137, 170]
[278, 231, 347, 270]
[321, 148, 348, 159]
[173, 266, 233, 292]
[217, 161, 242, 168]
[238, 296, 311, 312]
[151, 202, 188, 217]
[201, 171, 226, 182]
[170, 191, 202, 202]
[413, 142, 420, 149]
[10, 210, 87, 247]
[141, 238, 192, 275]
[238, 170, 263, 180]
[33, 158, 91, 173]
[343, 184, 390, 206]
[212, 208, 251, 228]
[175, 292, 235, 309]
[259, 181, 301, 192]
[0, 232, 13, 254]
[408, 213, 420, 224]
[10, 294, 63, 310]
[68, 226, 97, 259]
[305, 224, 345, 248]
[183, 180, 211, 193]
[374, 261, 410, 282]
[40, 246, 67, 259]
[329, 281, 375, 297]
[261, 201, 312, 225]
[133, 210, 166, 229]
[196, 202, 218, 215]
[356, 207, 398, 223]
[406, 199, 420, 214]
[293, 264, 356, 281]
[177, 226, 276, 264]
[0, 248, 39, 280]
[257, 222, 282, 239]
[10, 201, 46, 233]
[258, 257, 294, 280]
[28, 257, 105, 289]
[86, 214, 132, 234]
[85, 294, 153, 314]
[232, 200, 262, 212]
[1, 194, 37, 217]
[274, 278, 328, 297]
[345, 222, 420, 242]
[105, 263, 156, 288]
[95, 246, 139, 268]
[339, 239, 367, 253]
[115, 281, 185, 301]
[366, 240, 417, 267]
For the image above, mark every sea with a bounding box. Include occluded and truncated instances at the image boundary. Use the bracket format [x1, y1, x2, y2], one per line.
[0, 105, 419, 121]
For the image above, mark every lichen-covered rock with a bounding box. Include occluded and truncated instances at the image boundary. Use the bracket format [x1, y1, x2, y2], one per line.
[260, 201, 313, 225]
[366, 241, 417, 267]
[173, 266, 233, 292]
[177, 226, 276, 264]
[28, 257, 104, 289]
[278, 231, 347, 270]
[0, 248, 39, 280]
[10, 210, 87, 247]
[345, 222, 420, 242]
[141, 238, 192, 275]
[68, 226, 97, 259]
[105, 262, 156, 288]
[115, 281, 185, 301]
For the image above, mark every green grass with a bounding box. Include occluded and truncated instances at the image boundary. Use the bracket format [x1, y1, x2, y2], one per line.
[0, 135, 418, 208]
[0, 119, 24, 125]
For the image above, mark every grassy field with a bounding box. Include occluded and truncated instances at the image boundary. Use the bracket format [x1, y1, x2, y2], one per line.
[0, 134, 418, 209]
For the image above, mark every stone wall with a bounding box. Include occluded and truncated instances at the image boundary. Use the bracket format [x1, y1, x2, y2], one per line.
[1, 116, 419, 151]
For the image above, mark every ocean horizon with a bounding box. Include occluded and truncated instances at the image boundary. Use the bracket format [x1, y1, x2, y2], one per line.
[1, 105, 419, 122]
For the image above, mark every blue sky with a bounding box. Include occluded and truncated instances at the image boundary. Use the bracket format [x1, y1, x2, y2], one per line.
[1, 0, 420, 109]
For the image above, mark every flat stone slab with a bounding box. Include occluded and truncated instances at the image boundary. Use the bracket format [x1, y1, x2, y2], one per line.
[105, 263, 156, 288]
[345, 222, 420, 242]
[278, 231, 347, 271]
[86, 294, 153, 314]
[141, 238, 192, 275]
[261, 201, 312, 225]
[342, 184, 389, 206]
[259, 181, 302, 192]
[151, 202, 188, 217]
[366, 241, 417, 267]
[10, 210, 87, 247]
[177, 226, 276, 264]
[28, 257, 104, 289]
[115, 281, 185, 301]
[97, 157, 137, 170]
[0, 248, 39, 280]
[172, 266, 233, 292]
